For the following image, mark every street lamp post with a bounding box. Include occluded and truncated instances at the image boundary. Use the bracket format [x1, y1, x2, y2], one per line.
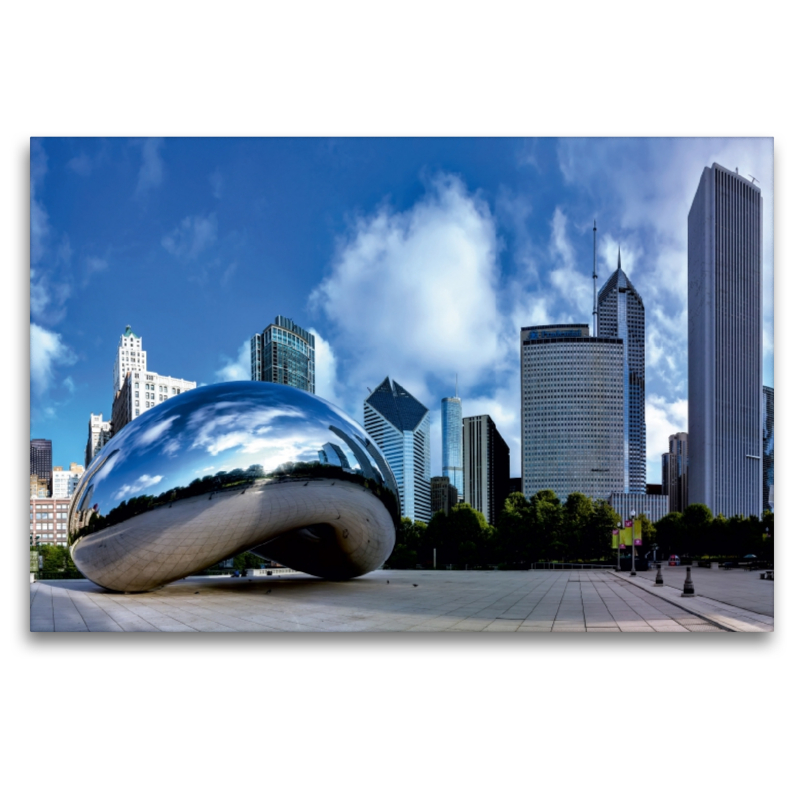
[630, 510, 637, 576]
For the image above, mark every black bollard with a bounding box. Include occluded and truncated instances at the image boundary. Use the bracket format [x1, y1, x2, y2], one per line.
[681, 566, 695, 597]
[654, 563, 664, 587]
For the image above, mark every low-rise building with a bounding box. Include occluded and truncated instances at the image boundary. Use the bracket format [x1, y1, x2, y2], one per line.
[431, 476, 458, 516]
[607, 492, 668, 524]
[30, 497, 71, 547]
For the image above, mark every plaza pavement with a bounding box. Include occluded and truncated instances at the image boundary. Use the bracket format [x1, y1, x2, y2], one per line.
[29, 568, 772, 633]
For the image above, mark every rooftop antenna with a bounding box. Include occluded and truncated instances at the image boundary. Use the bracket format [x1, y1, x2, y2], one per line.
[455, 373, 459, 400]
[749, 175, 759, 184]
[592, 220, 598, 337]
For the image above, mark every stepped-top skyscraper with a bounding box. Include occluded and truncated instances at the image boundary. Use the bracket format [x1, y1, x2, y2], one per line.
[250, 316, 315, 393]
[597, 249, 646, 494]
[441, 391, 463, 500]
[688, 163, 762, 518]
[364, 378, 431, 521]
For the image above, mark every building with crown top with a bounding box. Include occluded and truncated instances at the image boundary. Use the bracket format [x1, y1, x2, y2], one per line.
[597, 249, 646, 494]
[364, 378, 430, 521]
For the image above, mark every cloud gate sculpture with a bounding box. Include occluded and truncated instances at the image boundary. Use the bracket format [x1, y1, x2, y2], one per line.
[68, 382, 400, 592]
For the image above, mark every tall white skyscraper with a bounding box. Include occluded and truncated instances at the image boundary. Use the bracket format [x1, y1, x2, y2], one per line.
[688, 163, 763, 517]
[521, 324, 624, 502]
[110, 326, 196, 436]
[113, 325, 147, 394]
[364, 377, 431, 522]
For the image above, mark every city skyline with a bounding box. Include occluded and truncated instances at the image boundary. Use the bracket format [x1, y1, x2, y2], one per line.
[30, 138, 774, 481]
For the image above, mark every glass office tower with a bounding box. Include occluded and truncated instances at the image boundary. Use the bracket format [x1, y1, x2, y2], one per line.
[441, 396, 463, 500]
[688, 163, 762, 518]
[597, 251, 646, 494]
[250, 316, 315, 393]
[520, 324, 624, 502]
[364, 377, 431, 522]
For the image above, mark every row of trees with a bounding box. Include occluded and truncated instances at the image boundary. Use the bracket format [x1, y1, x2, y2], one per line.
[385, 490, 774, 569]
[655, 505, 773, 561]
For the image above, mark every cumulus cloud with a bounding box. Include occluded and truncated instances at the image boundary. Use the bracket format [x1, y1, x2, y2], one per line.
[135, 138, 165, 198]
[30, 323, 77, 395]
[311, 174, 504, 401]
[112, 474, 164, 502]
[548, 207, 593, 315]
[162, 212, 218, 260]
[645, 395, 688, 481]
[215, 340, 251, 382]
[308, 328, 343, 408]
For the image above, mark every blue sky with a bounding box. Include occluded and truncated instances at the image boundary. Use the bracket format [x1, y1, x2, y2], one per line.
[30, 137, 774, 482]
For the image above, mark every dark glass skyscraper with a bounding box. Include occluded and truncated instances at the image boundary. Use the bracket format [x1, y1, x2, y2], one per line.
[441, 396, 463, 500]
[597, 251, 646, 494]
[250, 316, 315, 393]
[688, 163, 762, 518]
[30, 439, 53, 495]
[463, 414, 509, 526]
[763, 385, 774, 512]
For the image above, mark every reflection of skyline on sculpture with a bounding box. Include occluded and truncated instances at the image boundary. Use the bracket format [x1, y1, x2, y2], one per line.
[69, 383, 400, 590]
[79, 383, 375, 513]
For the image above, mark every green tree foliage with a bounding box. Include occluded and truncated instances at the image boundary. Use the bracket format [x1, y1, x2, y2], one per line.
[383, 492, 776, 568]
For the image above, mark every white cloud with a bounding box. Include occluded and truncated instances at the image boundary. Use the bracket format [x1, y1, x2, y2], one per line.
[645, 395, 688, 482]
[215, 340, 251, 382]
[112, 474, 164, 501]
[311, 174, 505, 402]
[308, 328, 342, 408]
[162, 212, 218, 260]
[548, 207, 593, 316]
[30, 323, 76, 396]
[135, 138, 164, 198]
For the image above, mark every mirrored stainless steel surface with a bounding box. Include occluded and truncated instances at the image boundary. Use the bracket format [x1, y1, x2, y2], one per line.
[68, 382, 399, 592]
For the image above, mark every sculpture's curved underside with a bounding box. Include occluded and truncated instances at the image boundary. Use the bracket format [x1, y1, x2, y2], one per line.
[68, 382, 400, 592]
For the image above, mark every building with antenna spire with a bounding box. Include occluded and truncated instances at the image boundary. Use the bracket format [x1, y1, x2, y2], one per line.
[597, 248, 647, 494]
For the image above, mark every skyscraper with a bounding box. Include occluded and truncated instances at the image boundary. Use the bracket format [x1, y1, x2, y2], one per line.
[441, 395, 463, 500]
[364, 377, 431, 521]
[30, 439, 53, 496]
[521, 324, 624, 503]
[597, 249, 646, 494]
[110, 326, 196, 436]
[662, 432, 689, 513]
[113, 325, 147, 394]
[763, 385, 774, 512]
[463, 414, 510, 526]
[688, 163, 762, 517]
[250, 315, 315, 393]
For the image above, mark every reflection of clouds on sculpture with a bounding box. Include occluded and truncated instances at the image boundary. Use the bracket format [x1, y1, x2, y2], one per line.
[112, 473, 164, 502]
[68, 382, 400, 591]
